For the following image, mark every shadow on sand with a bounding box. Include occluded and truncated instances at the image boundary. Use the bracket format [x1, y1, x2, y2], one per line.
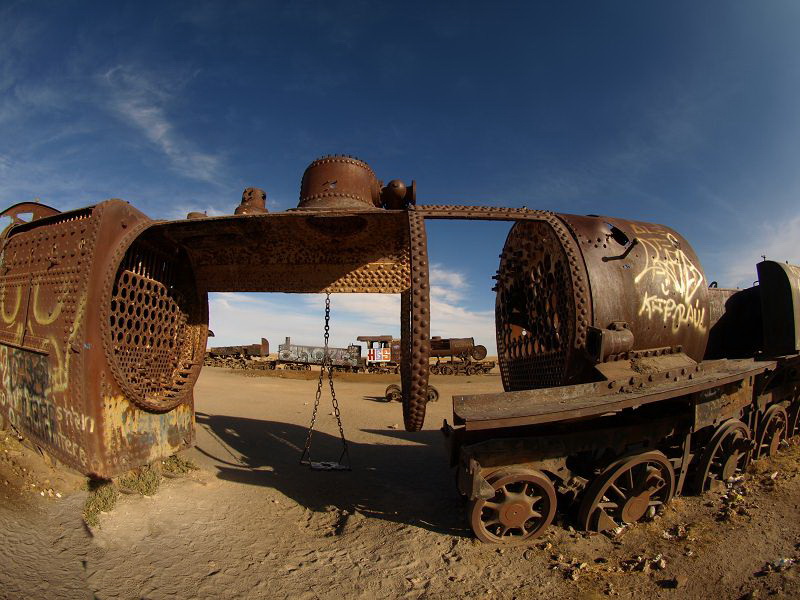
[194, 412, 470, 537]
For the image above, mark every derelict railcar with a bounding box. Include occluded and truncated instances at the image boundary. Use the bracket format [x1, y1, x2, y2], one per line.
[277, 336, 362, 371]
[444, 212, 800, 544]
[205, 338, 270, 368]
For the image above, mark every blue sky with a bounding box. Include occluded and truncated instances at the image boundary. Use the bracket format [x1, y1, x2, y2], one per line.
[2, 1, 799, 351]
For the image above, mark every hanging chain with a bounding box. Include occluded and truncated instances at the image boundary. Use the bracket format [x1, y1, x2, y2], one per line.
[299, 293, 351, 470]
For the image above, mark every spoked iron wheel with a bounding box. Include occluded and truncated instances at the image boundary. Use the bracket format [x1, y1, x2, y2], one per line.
[755, 405, 788, 459]
[426, 385, 439, 403]
[469, 468, 557, 544]
[577, 451, 675, 533]
[691, 420, 752, 493]
[384, 384, 401, 403]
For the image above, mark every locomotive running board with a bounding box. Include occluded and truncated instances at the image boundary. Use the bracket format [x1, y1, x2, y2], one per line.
[453, 358, 775, 431]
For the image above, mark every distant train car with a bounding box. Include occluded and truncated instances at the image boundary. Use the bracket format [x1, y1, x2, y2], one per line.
[358, 335, 495, 375]
[357, 335, 401, 373]
[205, 338, 269, 368]
[277, 337, 362, 371]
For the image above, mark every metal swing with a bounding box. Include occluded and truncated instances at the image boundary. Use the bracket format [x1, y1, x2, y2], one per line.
[299, 292, 352, 471]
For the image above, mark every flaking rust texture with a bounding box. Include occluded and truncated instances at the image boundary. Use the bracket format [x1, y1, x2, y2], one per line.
[0, 155, 421, 477]
[0, 200, 204, 477]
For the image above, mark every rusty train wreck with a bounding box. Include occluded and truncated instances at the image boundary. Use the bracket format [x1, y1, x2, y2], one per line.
[0, 155, 798, 545]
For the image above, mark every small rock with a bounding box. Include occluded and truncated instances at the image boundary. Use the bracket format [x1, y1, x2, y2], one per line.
[672, 575, 688, 589]
[523, 549, 534, 560]
[388, 424, 399, 429]
[568, 569, 580, 581]
[654, 558, 667, 570]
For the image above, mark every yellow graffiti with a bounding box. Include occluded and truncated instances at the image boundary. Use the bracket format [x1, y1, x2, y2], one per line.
[639, 292, 707, 332]
[31, 283, 63, 325]
[0, 285, 22, 324]
[634, 232, 707, 333]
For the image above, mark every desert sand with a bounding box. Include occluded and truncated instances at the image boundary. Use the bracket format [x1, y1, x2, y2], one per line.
[2, 367, 800, 599]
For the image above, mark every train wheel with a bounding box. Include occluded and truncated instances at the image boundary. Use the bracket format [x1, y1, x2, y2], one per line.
[385, 384, 402, 403]
[427, 385, 439, 403]
[691, 420, 752, 493]
[755, 405, 788, 458]
[430, 364, 440, 375]
[441, 365, 454, 375]
[465, 365, 476, 376]
[471, 345, 488, 361]
[469, 468, 557, 544]
[577, 451, 675, 533]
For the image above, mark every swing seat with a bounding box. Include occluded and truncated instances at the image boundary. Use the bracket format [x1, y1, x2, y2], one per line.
[302, 460, 351, 471]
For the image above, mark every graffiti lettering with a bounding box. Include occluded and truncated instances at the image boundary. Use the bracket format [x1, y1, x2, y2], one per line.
[0, 344, 93, 465]
[639, 291, 707, 333]
[633, 232, 707, 333]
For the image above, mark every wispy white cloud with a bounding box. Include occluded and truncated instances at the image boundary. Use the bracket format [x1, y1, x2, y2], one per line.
[101, 65, 225, 185]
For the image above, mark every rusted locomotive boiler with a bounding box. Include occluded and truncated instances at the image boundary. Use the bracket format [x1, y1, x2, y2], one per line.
[443, 213, 800, 543]
[0, 201, 207, 478]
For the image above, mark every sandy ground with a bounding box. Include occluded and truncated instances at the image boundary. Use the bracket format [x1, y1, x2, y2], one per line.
[2, 367, 800, 599]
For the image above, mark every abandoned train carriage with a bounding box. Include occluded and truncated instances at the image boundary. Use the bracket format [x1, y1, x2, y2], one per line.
[0, 155, 798, 547]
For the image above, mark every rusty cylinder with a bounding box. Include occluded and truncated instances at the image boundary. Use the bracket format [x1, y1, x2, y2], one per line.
[495, 214, 710, 391]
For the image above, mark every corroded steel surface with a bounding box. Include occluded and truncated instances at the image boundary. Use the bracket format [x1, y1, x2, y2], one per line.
[234, 187, 268, 215]
[429, 337, 485, 360]
[400, 210, 431, 431]
[758, 260, 800, 355]
[496, 213, 709, 391]
[0, 202, 61, 236]
[0, 201, 205, 476]
[153, 211, 410, 293]
[299, 155, 381, 210]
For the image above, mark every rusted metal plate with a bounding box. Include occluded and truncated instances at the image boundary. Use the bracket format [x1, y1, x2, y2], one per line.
[693, 378, 754, 430]
[0, 200, 205, 477]
[400, 210, 431, 431]
[706, 286, 762, 359]
[758, 260, 800, 355]
[453, 359, 774, 431]
[153, 210, 410, 294]
[558, 215, 710, 361]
